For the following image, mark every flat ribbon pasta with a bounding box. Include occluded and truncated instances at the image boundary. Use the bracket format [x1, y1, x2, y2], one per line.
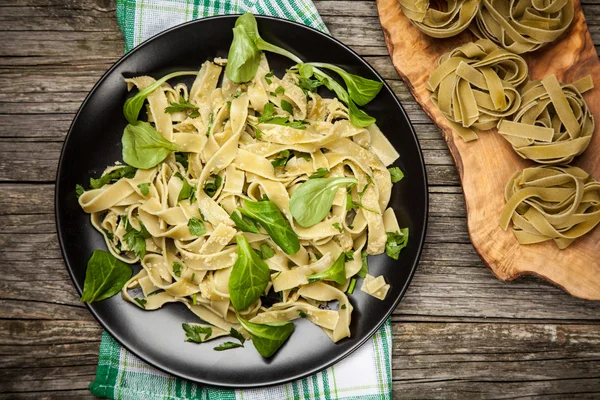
[398, 0, 481, 38]
[498, 74, 594, 164]
[427, 39, 528, 141]
[471, 0, 574, 54]
[499, 165, 600, 249]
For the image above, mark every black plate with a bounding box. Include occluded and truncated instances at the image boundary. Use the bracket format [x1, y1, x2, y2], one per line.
[55, 15, 428, 388]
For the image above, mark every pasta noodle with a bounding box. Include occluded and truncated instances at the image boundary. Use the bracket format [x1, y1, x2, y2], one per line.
[426, 39, 528, 141]
[498, 74, 594, 164]
[499, 165, 600, 249]
[78, 56, 404, 344]
[398, 0, 480, 38]
[471, 0, 574, 54]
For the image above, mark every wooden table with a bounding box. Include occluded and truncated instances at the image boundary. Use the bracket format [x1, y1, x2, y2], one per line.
[1, 1, 599, 398]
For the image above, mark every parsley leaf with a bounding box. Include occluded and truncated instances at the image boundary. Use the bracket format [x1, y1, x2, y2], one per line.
[203, 174, 222, 197]
[137, 182, 150, 196]
[309, 168, 329, 179]
[214, 342, 244, 351]
[123, 217, 151, 259]
[385, 228, 409, 260]
[164, 97, 199, 117]
[332, 222, 343, 233]
[230, 328, 246, 345]
[90, 166, 137, 189]
[188, 217, 206, 236]
[280, 99, 294, 114]
[275, 86, 285, 95]
[172, 262, 183, 277]
[182, 323, 212, 343]
[271, 150, 292, 168]
[298, 310, 308, 318]
[75, 184, 85, 198]
[297, 77, 323, 94]
[174, 172, 194, 202]
[175, 152, 189, 169]
[264, 70, 274, 84]
[388, 166, 404, 183]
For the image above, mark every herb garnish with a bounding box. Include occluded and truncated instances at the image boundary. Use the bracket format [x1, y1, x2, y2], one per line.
[165, 97, 200, 118]
[385, 228, 409, 260]
[80, 250, 132, 303]
[182, 323, 212, 343]
[122, 122, 180, 169]
[237, 316, 294, 358]
[308, 253, 347, 285]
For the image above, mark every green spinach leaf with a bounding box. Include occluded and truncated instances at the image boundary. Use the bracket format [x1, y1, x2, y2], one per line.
[231, 211, 260, 233]
[229, 234, 271, 311]
[237, 316, 295, 358]
[348, 98, 376, 128]
[258, 243, 275, 259]
[123, 71, 197, 124]
[80, 250, 132, 303]
[308, 253, 346, 285]
[225, 23, 261, 83]
[307, 62, 383, 106]
[385, 228, 409, 260]
[289, 177, 357, 227]
[238, 199, 300, 255]
[122, 122, 180, 169]
[174, 172, 194, 202]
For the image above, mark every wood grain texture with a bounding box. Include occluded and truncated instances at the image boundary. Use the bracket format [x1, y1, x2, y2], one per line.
[377, 0, 600, 300]
[1, 0, 600, 398]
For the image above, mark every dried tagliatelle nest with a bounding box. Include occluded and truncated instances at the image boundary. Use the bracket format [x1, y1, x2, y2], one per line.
[398, 0, 481, 38]
[498, 74, 594, 164]
[471, 0, 575, 54]
[499, 165, 600, 249]
[426, 39, 528, 141]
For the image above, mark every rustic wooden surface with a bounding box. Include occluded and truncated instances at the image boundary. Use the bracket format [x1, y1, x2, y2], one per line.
[1, 0, 600, 398]
[377, 0, 600, 300]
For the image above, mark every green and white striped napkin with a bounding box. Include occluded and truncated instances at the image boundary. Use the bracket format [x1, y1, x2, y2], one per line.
[89, 1, 392, 399]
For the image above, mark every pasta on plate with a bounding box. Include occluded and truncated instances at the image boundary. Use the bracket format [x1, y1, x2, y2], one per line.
[78, 54, 407, 350]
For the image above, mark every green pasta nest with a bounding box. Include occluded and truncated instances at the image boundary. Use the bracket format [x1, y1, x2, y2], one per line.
[426, 39, 528, 141]
[499, 165, 600, 249]
[498, 74, 594, 165]
[471, 0, 575, 54]
[398, 0, 480, 38]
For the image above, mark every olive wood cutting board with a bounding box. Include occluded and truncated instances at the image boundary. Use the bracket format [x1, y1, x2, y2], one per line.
[376, 0, 600, 299]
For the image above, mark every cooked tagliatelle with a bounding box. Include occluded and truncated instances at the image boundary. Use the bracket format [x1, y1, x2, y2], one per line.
[471, 0, 574, 54]
[398, 0, 480, 38]
[78, 54, 408, 352]
[427, 39, 528, 141]
[498, 74, 594, 164]
[499, 165, 600, 249]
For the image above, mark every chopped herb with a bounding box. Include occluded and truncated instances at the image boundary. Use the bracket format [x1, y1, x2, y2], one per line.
[230, 328, 246, 345]
[295, 151, 311, 162]
[165, 97, 199, 118]
[347, 277, 357, 294]
[249, 123, 264, 138]
[344, 251, 354, 261]
[346, 193, 359, 210]
[332, 222, 343, 233]
[226, 100, 232, 111]
[137, 182, 150, 196]
[172, 262, 183, 277]
[174, 172, 194, 203]
[191, 272, 196, 282]
[272, 271, 282, 280]
[264, 70, 274, 84]
[309, 168, 329, 179]
[385, 228, 409, 260]
[298, 310, 308, 318]
[147, 289, 162, 296]
[191, 293, 197, 305]
[203, 174, 222, 197]
[271, 150, 292, 168]
[297, 77, 323, 94]
[123, 218, 152, 259]
[205, 112, 214, 136]
[182, 323, 212, 343]
[269, 91, 277, 97]
[275, 86, 285, 95]
[175, 152, 189, 169]
[232, 89, 242, 99]
[341, 304, 347, 310]
[258, 103, 307, 130]
[280, 99, 294, 114]
[214, 342, 244, 351]
[134, 298, 147, 309]
[388, 166, 404, 183]
[357, 251, 368, 278]
[75, 184, 85, 198]
[90, 166, 136, 190]
[188, 217, 206, 236]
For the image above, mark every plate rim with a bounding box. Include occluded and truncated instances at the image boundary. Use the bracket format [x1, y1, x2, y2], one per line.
[55, 13, 429, 388]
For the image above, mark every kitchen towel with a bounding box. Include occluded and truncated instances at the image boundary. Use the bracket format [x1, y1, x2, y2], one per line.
[89, 1, 392, 399]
